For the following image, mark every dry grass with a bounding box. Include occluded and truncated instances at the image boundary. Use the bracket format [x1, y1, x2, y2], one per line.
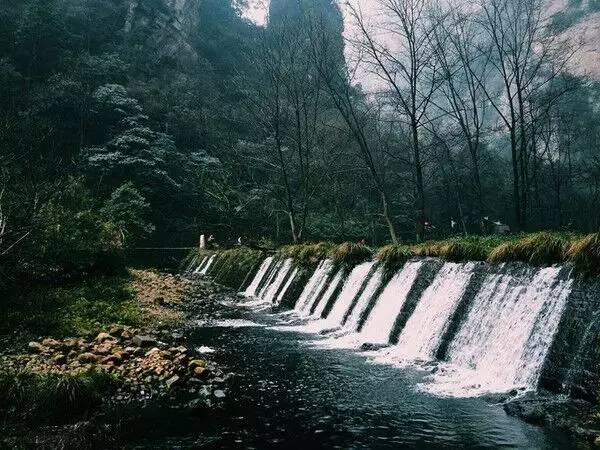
[487, 232, 573, 266]
[566, 233, 600, 276]
[279, 242, 336, 266]
[129, 269, 187, 326]
[329, 242, 373, 267]
[375, 244, 415, 266]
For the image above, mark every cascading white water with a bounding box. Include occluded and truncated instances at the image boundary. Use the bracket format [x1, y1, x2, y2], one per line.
[311, 269, 344, 318]
[322, 261, 376, 328]
[198, 254, 216, 275]
[275, 267, 298, 304]
[256, 259, 283, 299]
[193, 256, 208, 274]
[390, 263, 475, 360]
[359, 261, 423, 344]
[261, 258, 294, 303]
[295, 260, 333, 314]
[428, 266, 573, 396]
[244, 257, 274, 297]
[343, 266, 385, 331]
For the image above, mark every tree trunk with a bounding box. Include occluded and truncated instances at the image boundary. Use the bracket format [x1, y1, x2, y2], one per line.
[412, 119, 425, 242]
[381, 191, 399, 244]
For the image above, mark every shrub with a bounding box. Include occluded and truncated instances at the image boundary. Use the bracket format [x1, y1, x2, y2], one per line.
[566, 233, 600, 276]
[100, 182, 154, 247]
[23, 178, 125, 280]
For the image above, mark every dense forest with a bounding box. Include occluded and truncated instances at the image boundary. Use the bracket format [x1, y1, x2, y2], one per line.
[1, 0, 600, 289]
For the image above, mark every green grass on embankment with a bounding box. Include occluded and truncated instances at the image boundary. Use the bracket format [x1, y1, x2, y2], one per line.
[0, 369, 117, 423]
[184, 246, 266, 290]
[279, 241, 373, 270]
[0, 273, 147, 350]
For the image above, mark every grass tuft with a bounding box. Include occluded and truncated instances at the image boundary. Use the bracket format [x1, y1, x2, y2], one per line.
[487, 232, 573, 266]
[279, 242, 336, 266]
[566, 233, 600, 277]
[329, 242, 373, 267]
[0, 370, 116, 422]
[375, 244, 415, 266]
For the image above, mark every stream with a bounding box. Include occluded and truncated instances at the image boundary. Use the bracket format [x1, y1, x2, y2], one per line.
[124, 294, 574, 449]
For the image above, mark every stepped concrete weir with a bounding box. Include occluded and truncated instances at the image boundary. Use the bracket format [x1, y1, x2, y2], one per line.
[190, 252, 600, 401]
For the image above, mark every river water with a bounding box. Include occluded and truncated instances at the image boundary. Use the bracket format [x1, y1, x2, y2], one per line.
[126, 297, 573, 449]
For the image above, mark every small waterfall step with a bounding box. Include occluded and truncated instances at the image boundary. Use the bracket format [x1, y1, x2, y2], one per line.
[428, 266, 573, 396]
[321, 261, 376, 330]
[295, 260, 333, 315]
[244, 256, 275, 297]
[388, 262, 476, 361]
[359, 261, 423, 344]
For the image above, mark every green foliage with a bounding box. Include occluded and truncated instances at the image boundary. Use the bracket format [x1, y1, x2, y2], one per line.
[24, 178, 124, 280]
[84, 84, 180, 196]
[0, 274, 142, 341]
[279, 242, 336, 266]
[101, 182, 154, 247]
[0, 370, 116, 422]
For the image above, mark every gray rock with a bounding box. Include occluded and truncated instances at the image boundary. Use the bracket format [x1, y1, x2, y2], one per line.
[166, 375, 180, 389]
[132, 335, 156, 347]
[213, 389, 225, 398]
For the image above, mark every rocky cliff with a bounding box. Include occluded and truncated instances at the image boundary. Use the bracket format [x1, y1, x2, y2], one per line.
[123, 0, 202, 64]
[548, 0, 600, 78]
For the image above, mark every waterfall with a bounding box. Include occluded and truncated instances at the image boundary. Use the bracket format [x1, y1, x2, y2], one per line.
[244, 256, 274, 297]
[429, 266, 572, 396]
[359, 261, 423, 344]
[193, 256, 208, 274]
[198, 254, 216, 275]
[213, 250, 578, 398]
[389, 263, 475, 360]
[343, 266, 385, 331]
[261, 258, 295, 303]
[311, 269, 344, 318]
[275, 267, 298, 304]
[295, 260, 333, 315]
[322, 261, 376, 329]
[256, 258, 284, 299]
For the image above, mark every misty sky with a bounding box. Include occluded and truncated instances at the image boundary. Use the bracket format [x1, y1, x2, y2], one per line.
[241, 0, 381, 27]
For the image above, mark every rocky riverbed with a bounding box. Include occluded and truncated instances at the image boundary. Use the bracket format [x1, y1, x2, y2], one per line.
[0, 271, 235, 448]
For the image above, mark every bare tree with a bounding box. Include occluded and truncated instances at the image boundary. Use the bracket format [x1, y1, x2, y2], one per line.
[308, 14, 401, 243]
[239, 16, 332, 243]
[473, 0, 575, 231]
[349, 0, 439, 242]
[430, 4, 490, 231]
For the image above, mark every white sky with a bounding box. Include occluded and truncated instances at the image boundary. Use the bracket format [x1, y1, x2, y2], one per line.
[240, 0, 269, 26]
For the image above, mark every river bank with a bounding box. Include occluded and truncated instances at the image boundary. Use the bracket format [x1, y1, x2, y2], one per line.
[0, 270, 230, 448]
